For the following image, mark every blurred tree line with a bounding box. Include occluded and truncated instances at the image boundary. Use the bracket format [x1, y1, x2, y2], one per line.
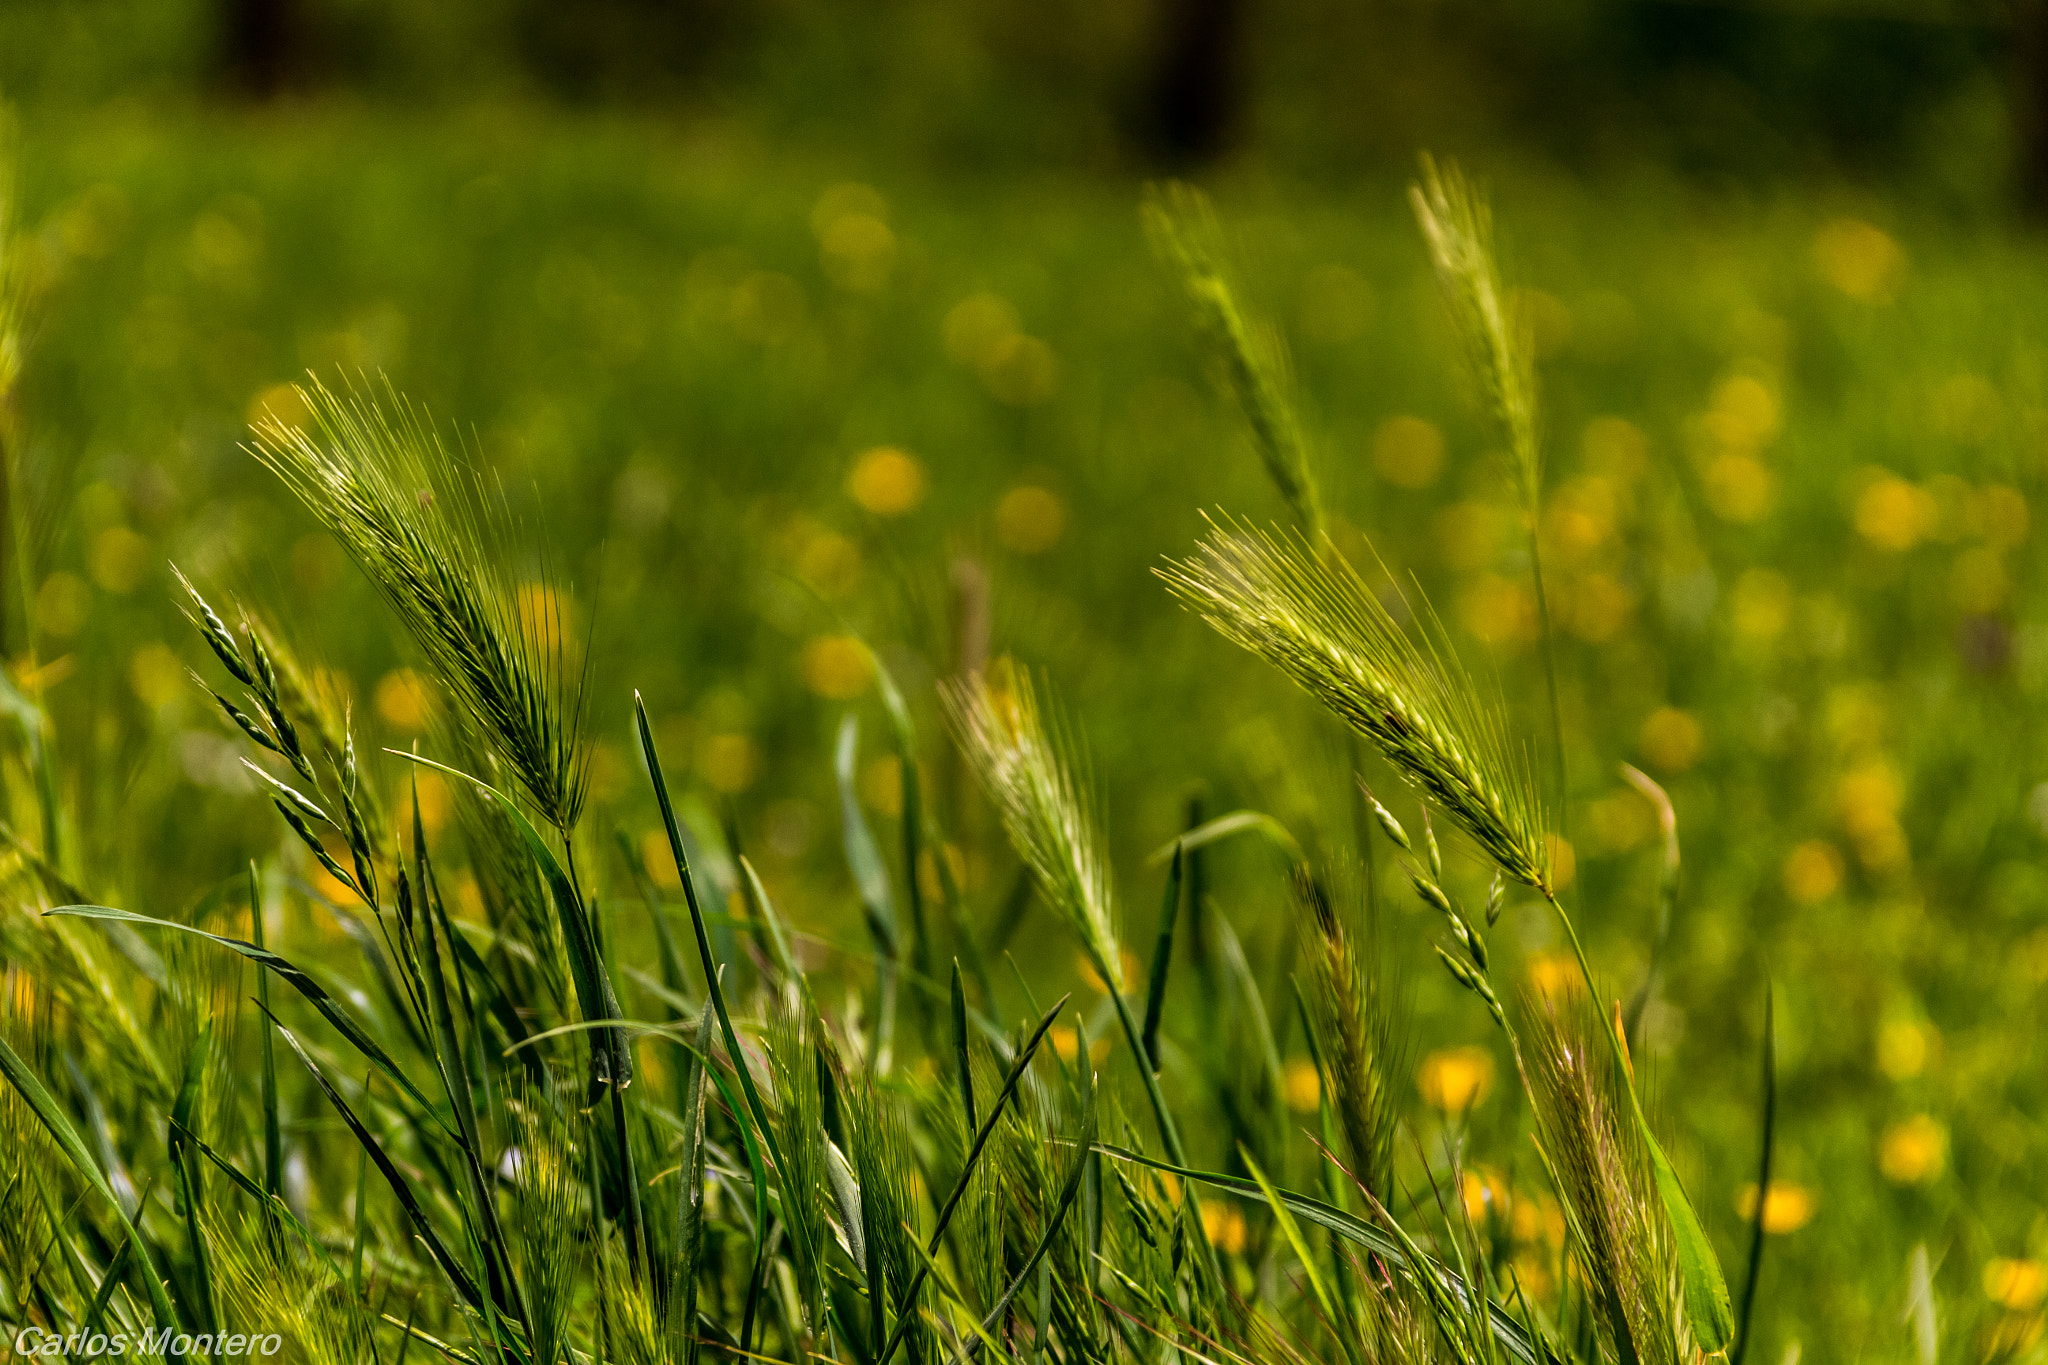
[0, 0, 2036, 197]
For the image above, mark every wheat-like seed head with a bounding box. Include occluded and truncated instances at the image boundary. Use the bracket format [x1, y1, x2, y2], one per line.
[1410, 155, 1543, 514]
[942, 660, 1124, 990]
[205, 1211, 380, 1365]
[508, 1080, 584, 1365]
[1161, 514, 1550, 893]
[1144, 181, 1323, 537]
[249, 375, 587, 832]
[1524, 994, 1681, 1365]
[1294, 865, 1402, 1206]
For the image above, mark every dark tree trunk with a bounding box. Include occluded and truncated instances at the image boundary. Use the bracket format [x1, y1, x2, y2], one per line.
[1149, 0, 1242, 166]
[2017, 0, 2048, 212]
[223, 0, 299, 97]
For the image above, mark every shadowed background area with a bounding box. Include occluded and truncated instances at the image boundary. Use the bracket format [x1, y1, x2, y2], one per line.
[3, 2, 2048, 1360]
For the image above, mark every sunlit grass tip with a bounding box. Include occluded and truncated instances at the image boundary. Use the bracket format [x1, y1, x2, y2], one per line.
[1410, 154, 1542, 513]
[1160, 512, 1550, 892]
[1524, 993, 1683, 1365]
[1143, 180, 1322, 536]
[248, 374, 588, 832]
[941, 659, 1124, 989]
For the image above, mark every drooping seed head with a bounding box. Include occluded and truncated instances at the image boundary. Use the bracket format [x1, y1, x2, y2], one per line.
[942, 661, 1123, 990]
[1162, 514, 1551, 893]
[249, 376, 588, 832]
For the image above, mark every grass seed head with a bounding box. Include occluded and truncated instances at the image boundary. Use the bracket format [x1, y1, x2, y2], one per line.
[1524, 992, 1681, 1365]
[1161, 515, 1550, 893]
[250, 375, 588, 832]
[943, 660, 1124, 989]
[1295, 863, 1402, 1205]
[1359, 782, 1412, 852]
[1410, 154, 1543, 513]
[1144, 181, 1322, 536]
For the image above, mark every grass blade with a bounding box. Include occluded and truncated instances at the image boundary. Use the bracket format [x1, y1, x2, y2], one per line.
[79, 1177, 154, 1341]
[1732, 982, 1777, 1365]
[1144, 809, 1303, 866]
[0, 1030, 181, 1334]
[352, 1083, 371, 1302]
[837, 712, 900, 1062]
[1240, 1144, 1355, 1365]
[636, 694, 816, 1310]
[671, 995, 717, 1365]
[247, 864, 283, 1227]
[262, 1007, 486, 1315]
[169, 1020, 217, 1335]
[950, 959, 977, 1132]
[48, 903, 455, 1137]
[1139, 840, 1181, 1070]
[873, 993, 1070, 1365]
[1637, 1081, 1733, 1354]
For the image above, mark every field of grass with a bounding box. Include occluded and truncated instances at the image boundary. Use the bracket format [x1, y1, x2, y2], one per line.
[2, 100, 2047, 1364]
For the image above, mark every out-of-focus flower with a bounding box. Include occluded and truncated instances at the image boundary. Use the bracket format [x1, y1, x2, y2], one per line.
[1736, 1181, 1816, 1234]
[1418, 1046, 1495, 1115]
[1879, 1114, 1945, 1185]
[847, 447, 926, 516]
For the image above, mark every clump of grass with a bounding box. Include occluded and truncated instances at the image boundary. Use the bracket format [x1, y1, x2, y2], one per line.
[1160, 515, 1551, 893]
[0, 150, 1789, 1365]
[206, 1212, 379, 1365]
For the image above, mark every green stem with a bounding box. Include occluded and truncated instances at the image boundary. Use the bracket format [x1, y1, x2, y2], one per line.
[1100, 963, 1224, 1291]
[249, 864, 282, 1253]
[1528, 527, 1568, 850]
[566, 839, 644, 1286]
[1545, 891, 1638, 1093]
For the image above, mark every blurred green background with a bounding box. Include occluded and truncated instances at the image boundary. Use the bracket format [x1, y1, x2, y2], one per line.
[6, 1, 2048, 1359]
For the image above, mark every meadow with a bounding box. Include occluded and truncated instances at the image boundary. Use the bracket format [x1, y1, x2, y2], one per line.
[0, 100, 2045, 1363]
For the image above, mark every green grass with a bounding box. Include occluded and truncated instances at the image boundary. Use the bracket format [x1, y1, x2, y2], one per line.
[0, 102, 2045, 1363]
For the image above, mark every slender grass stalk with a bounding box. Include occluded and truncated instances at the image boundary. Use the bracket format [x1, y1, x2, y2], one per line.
[1733, 984, 1777, 1365]
[1411, 155, 1568, 835]
[941, 663, 1224, 1294]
